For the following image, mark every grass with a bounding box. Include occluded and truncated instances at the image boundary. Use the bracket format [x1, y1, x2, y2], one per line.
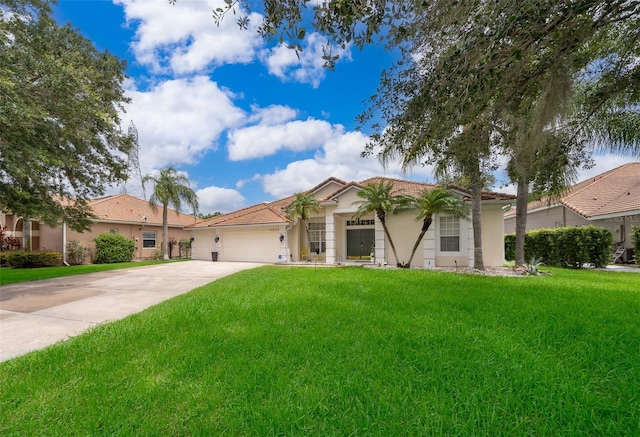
[0, 259, 188, 285]
[1, 266, 640, 435]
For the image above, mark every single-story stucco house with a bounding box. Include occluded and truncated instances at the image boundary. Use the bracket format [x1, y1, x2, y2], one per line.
[504, 162, 640, 263]
[1, 193, 196, 261]
[188, 176, 515, 268]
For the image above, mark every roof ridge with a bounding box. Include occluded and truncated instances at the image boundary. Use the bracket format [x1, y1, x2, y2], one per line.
[565, 163, 634, 200]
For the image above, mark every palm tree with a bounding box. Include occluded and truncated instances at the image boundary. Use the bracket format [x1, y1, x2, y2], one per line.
[285, 192, 321, 256]
[352, 179, 404, 267]
[142, 167, 199, 260]
[402, 187, 470, 268]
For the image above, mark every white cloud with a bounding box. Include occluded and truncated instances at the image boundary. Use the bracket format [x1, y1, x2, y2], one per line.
[115, 0, 263, 74]
[123, 76, 245, 171]
[247, 104, 298, 125]
[259, 130, 435, 198]
[261, 32, 352, 88]
[227, 118, 338, 160]
[575, 153, 638, 182]
[196, 186, 246, 214]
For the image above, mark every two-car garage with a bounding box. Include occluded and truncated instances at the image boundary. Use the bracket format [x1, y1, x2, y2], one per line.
[219, 228, 283, 263]
[191, 225, 287, 263]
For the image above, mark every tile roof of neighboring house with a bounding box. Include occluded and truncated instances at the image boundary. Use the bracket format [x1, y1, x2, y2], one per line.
[191, 176, 515, 229]
[88, 194, 197, 227]
[504, 162, 640, 219]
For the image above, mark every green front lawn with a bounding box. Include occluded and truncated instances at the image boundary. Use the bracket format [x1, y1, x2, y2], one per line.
[0, 259, 188, 286]
[1, 267, 639, 435]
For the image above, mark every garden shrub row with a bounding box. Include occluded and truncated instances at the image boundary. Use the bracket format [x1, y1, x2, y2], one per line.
[5, 251, 62, 268]
[632, 225, 640, 265]
[505, 225, 614, 268]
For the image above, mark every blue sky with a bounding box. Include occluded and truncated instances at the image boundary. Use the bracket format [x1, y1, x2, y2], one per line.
[53, 0, 637, 215]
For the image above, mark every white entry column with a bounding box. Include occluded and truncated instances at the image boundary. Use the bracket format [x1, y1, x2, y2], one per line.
[325, 214, 336, 264]
[423, 227, 436, 268]
[466, 219, 475, 268]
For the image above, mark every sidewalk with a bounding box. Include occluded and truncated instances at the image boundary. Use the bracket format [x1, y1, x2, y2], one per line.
[0, 261, 263, 362]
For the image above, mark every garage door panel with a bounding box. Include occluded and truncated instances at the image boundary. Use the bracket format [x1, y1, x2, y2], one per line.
[222, 231, 280, 262]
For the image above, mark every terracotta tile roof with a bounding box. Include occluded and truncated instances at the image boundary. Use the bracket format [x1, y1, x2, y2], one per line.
[504, 162, 640, 219]
[191, 197, 292, 228]
[89, 194, 197, 227]
[562, 162, 640, 218]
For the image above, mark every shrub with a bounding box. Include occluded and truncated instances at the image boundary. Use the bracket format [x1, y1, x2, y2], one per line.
[152, 249, 164, 260]
[632, 225, 640, 265]
[66, 239, 90, 265]
[94, 233, 135, 264]
[505, 226, 613, 268]
[0, 252, 9, 267]
[7, 251, 62, 268]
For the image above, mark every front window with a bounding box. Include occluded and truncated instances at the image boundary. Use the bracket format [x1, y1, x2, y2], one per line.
[142, 231, 156, 248]
[440, 216, 460, 252]
[308, 222, 326, 254]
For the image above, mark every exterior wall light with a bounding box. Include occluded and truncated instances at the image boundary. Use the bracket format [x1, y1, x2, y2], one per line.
[279, 234, 285, 242]
[215, 236, 220, 243]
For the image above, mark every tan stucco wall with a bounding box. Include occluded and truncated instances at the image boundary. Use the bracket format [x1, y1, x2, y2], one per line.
[313, 181, 345, 200]
[334, 188, 361, 210]
[481, 204, 508, 266]
[385, 212, 425, 267]
[504, 206, 590, 234]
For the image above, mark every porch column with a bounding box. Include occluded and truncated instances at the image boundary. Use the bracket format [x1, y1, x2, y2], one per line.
[325, 215, 336, 264]
[374, 219, 385, 265]
[423, 227, 436, 268]
[466, 219, 474, 268]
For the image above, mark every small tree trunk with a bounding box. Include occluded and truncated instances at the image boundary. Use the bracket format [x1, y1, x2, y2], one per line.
[23, 218, 32, 252]
[163, 205, 169, 261]
[406, 218, 432, 267]
[471, 181, 485, 270]
[514, 174, 529, 267]
[380, 219, 402, 267]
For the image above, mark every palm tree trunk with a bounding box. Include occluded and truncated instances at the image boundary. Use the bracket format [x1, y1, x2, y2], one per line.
[471, 181, 485, 270]
[406, 218, 432, 267]
[514, 174, 529, 267]
[162, 205, 169, 261]
[380, 219, 402, 267]
[23, 218, 31, 252]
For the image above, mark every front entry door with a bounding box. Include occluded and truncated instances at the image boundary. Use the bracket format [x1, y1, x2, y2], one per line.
[347, 229, 375, 259]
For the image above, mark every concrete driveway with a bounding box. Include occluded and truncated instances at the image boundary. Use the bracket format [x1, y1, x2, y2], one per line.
[0, 261, 264, 362]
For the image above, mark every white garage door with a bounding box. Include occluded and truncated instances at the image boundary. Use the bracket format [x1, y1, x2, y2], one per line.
[222, 230, 280, 262]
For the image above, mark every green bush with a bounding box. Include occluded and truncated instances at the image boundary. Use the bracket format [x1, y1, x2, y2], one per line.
[505, 226, 613, 268]
[94, 233, 135, 264]
[632, 225, 640, 265]
[0, 252, 9, 267]
[66, 239, 90, 265]
[7, 251, 62, 268]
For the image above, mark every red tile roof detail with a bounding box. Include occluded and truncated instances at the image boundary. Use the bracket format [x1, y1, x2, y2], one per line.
[505, 162, 640, 219]
[193, 197, 292, 228]
[88, 194, 197, 227]
[562, 162, 640, 218]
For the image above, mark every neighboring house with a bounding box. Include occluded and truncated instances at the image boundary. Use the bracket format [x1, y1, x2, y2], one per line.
[504, 162, 640, 263]
[1, 194, 196, 261]
[188, 177, 515, 268]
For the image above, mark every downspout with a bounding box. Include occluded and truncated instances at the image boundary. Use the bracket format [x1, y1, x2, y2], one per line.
[62, 221, 69, 266]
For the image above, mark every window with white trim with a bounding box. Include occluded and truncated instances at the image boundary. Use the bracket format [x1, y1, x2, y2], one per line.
[142, 231, 156, 248]
[440, 216, 460, 252]
[308, 222, 326, 254]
